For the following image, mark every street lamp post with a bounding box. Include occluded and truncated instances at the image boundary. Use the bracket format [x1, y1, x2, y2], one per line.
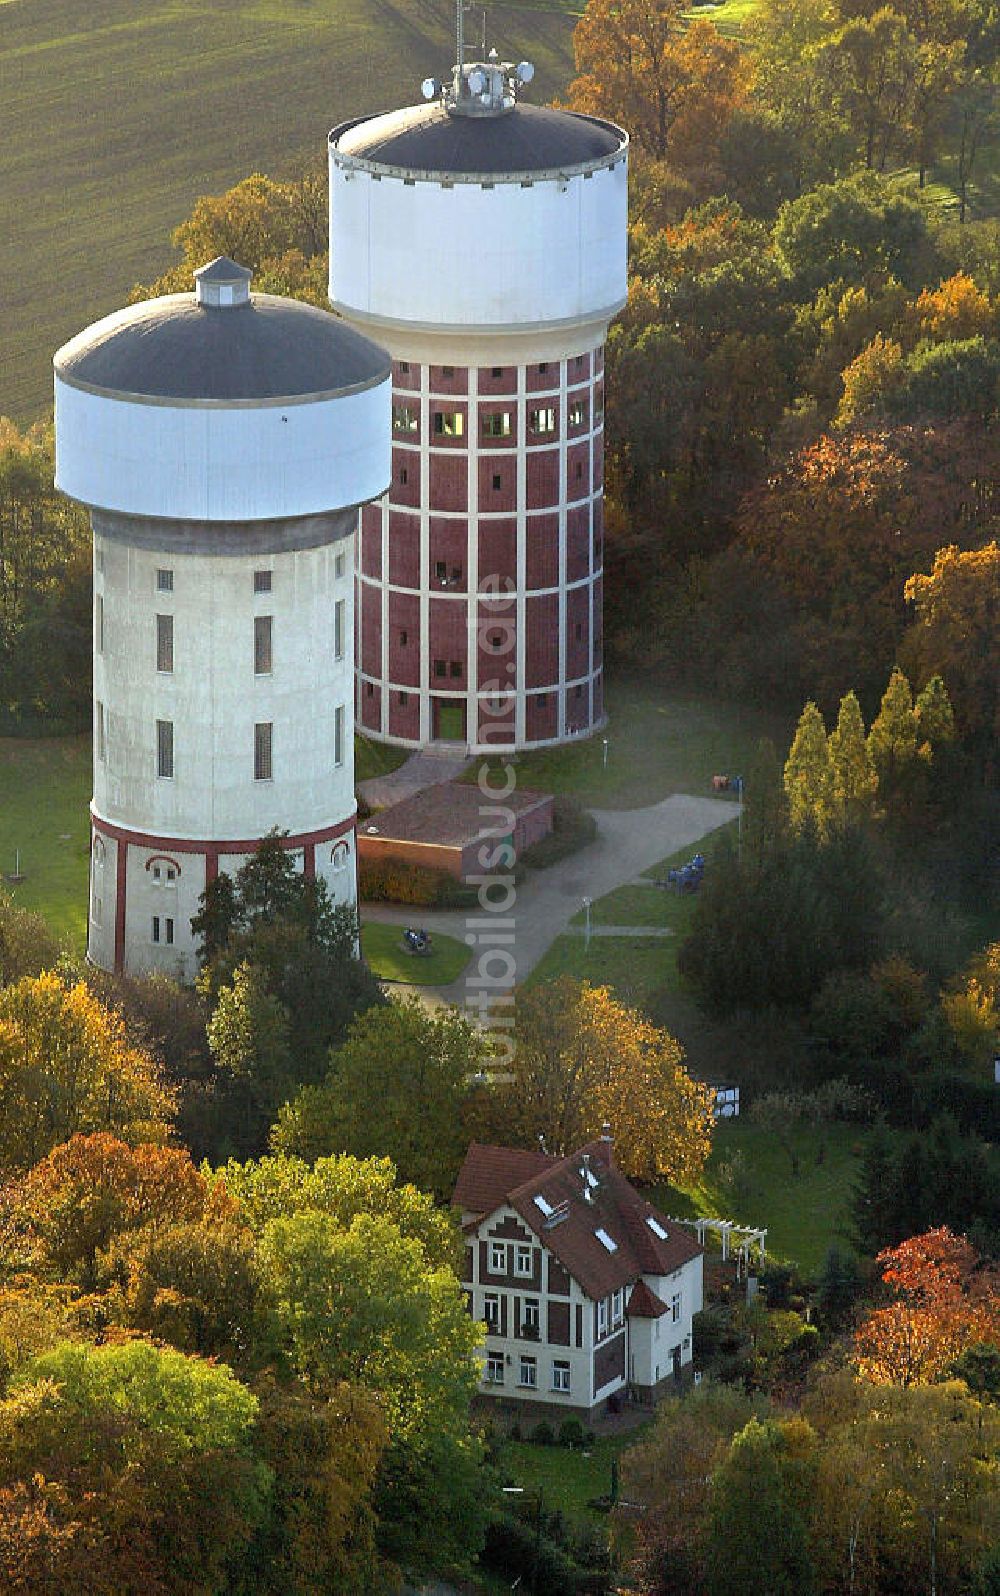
[582, 896, 592, 950]
[602, 736, 609, 769]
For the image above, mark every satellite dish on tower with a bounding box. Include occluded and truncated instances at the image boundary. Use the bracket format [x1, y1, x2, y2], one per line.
[421, 76, 440, 100]
[516, 60, 534, 83]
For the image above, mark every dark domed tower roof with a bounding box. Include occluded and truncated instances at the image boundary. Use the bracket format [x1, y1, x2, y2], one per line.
[333, 102, 625, 180]
[55, 260, 389, 404]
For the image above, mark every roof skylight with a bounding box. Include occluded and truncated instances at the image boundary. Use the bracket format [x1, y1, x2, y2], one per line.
[646, 1216, 668, 1240]
[533, 1194, 554, 1217]
[595, 1227, 618, 1252]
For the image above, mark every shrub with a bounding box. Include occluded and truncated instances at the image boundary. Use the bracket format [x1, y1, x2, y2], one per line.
[530, 1419, 555, 1446]
[358, 855, 479, 908]
[558, 1417, 585, 1449]
[482, 1515, 578, 1594]
[520, 796, 597, 869]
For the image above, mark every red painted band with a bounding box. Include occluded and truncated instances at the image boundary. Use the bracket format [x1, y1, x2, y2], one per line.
[91, 810, 356, 855]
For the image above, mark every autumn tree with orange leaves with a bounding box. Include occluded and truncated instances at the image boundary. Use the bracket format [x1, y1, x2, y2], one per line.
[855, 1227, 1000, 1387]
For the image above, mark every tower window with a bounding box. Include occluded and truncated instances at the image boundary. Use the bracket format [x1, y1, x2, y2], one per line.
[96, 594, 104, 654]
[450, 661, 462, 678]
[366, 682, 374, 697]
[492, 473, 502, 491]
[575, 623, 583, 641]
[568, 401, 586, 427]
[538, 362, 549, 374]
[399, 629, 408, 646]
[392, 404, 418, 433]
[156, 568, 173, 593]
[335, 552, 346, 579]
[334, 599, 346, 660]
[400, 361, 410, 373]
[481, 412, 511, 438]
[433, 411, 464, 438]
[400, 467, 408, 485]
[491, 366, 503, 378]
[435, 561, 447, 582]
[433, 659, 446, 678]
[442, 366, 454, 377]
[156, 613, 174, 673]
[399, 690, 409, 705]
[254, 570, 272, 594]
[254, 722, 273, 781]
[254, 614, 273, 674]
[96, 702, 105, 762]
[334, 704, 345, 768]
[576, 462, 583, 479]
[156, 720, 173, 780]
[530, 407, 556, 435]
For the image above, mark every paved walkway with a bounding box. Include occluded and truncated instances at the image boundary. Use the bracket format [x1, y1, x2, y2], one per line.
[362, 792, 738, 1007]
[358, 748, 471, 810]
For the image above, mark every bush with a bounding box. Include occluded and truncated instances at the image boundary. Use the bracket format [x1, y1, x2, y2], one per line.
[520, 796, 597, 870]
[358, 855, 479, 908]
[482, 1515, 578, 1594]
[692, 1306, 729, 1359]
[530, 1419, 555, 1446]
[558, 1417, 585, 1449]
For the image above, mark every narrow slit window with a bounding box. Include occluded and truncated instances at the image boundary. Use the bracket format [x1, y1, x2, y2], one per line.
[254, 722, 273, 781]
[334, 599, 346, 660]
[156, 613, 174, 673]
[156, 719, 173, 779]
[96, 594, 104, 654]
[334, 704, 345, 767]
[254, 615, 273, 674]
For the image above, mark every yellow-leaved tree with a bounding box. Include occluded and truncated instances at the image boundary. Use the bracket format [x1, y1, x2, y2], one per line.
[495, 978, 714, 1185]
[0, 972, 174, 1174]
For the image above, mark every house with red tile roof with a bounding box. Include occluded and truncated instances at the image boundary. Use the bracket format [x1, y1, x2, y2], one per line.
[453, 1129, 704, 1417]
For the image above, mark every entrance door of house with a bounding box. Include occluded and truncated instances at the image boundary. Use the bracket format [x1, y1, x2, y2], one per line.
[434, 700, 466, 742]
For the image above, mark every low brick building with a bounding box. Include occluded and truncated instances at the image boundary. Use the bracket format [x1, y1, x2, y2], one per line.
[454, 1133, 704, 1418]
[357, 780, 553, 881]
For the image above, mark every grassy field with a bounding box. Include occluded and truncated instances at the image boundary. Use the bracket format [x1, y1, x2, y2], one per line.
[355, 734, 409, 784]
[0, 0, 576, 422]
[463, 679, 788, 811]
[650, 1118, 865, 1277]
[0, 735, 91, 949]
[360, 918, 471, 983]
[500, 1428, 646, 1521]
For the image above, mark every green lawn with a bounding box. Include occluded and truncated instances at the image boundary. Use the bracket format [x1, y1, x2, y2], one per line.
[354, 734, 409, 784]
[0, 736, 91, 950]
[649, 1118, 865, 1278]
[0, 0, 576, 422]
[500, 1428, 647, 1522]
[463, 680, 787, 811]
[360, 919, 472, 985]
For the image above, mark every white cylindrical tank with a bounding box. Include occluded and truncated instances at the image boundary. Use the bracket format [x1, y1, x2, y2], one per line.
[55, 257, 391, 979]
[329, 63, 628, 753]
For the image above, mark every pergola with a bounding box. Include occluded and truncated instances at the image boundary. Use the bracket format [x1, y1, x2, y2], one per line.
[667, 1216, 768, 1274]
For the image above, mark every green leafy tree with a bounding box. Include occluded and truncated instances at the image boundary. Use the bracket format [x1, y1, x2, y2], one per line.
[706, 1417, 817, 1595]
[914, 673, 957, 752]
[207, 961, 294, 1145]
[817, 9, 918, 172]
[774, 173, 932, 296]
[868, 665, 918, 786]
[273, 998, 490, 1200]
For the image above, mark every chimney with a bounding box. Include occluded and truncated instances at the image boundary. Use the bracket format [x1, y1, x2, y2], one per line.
[599, 1122, 614, 1168]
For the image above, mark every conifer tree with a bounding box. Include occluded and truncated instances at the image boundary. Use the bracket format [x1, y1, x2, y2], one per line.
[784, 701, 835, 837]
[914, 672, 956, 755]
[868, 666, 917, 786]
[829, 690, 878, 823]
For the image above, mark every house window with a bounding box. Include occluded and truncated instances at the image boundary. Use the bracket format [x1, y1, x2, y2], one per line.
[515, 1244, 532, 1276]
[489, 1241, 507, 1274]
[530, 406, 556, 435]
[334, 600, 346, 660]
[518, 1356, 537, 1389]
[96, 594, 104, 653]
[96, 702, 105, 762]
[672, 1292, 682, 1323]
[254, 722, 273, 781]
[612, 1289, 624, 1325]
[486, 1352, 505, 1385]
[552, 1360, 571, 1393]
[433, 411, 464, 438]
[392, 404, 418, 432]
[484, 1292, 500, 1328]
[597, 1299, 608, 1338]
[156, 719, 173, 780]
[254, 615, 272, 675]
[254, 570, 272, 594]
[156, 613, 174, 673]
[481, 412, 511, 438]
[568, 401, 586, 427]
[334, 705, 345, 768]
[156, 568, 173, 592]
[434, 659, 447, 678]
[522, 1298, 540, 1336]
[492, 473, 502, 491]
